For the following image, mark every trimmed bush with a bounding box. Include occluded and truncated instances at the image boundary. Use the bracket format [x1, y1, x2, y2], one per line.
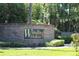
[46, 40, 64, 47]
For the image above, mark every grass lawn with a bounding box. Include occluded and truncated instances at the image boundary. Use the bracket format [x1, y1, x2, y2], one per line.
[0, 47, 78, 56]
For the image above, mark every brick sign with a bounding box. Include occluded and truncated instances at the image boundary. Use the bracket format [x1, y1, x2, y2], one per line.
[24, 28, 44, 39]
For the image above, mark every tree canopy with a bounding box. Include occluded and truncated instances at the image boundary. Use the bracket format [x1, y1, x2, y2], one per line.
[0, 3, 79, 32]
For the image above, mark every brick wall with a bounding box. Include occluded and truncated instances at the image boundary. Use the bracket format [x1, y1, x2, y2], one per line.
[0, 23, 54, 46]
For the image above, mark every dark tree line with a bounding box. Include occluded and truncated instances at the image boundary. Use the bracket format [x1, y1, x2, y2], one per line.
[0, 3, 28, 23]
[0, 3, 79, 32]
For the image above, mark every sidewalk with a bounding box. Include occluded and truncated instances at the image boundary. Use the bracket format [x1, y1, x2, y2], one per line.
[13, 46, 72, 50]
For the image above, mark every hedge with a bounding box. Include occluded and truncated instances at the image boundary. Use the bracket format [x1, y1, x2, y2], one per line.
[0, 41, 25, 47]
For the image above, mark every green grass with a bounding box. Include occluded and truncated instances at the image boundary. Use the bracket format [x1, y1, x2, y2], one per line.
[0, 47, 78, 56]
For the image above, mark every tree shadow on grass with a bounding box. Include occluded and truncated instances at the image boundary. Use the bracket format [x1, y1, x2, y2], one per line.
[0, 51, 4, 53]
[0, 47, 11, 50]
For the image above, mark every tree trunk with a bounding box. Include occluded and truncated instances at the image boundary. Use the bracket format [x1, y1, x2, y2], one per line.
[28, 3, 32, 25]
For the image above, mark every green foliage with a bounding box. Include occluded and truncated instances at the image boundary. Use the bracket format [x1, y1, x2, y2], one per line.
[32, 4, 42, 20]
[58, 36, 72, 44]
[0, 42, 25, 47]
[71, 33, 79, 55]
[32, 19, 44, 24]
[0, 3, 28, 23]
[0, 3, 79, 32]
[71, 33, 79, 42]
[32, 3, 50, 24]
[46, 40, 64, 47]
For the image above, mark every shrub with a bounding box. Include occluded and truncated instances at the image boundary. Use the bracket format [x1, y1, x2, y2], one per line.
[58, 36, 72, 44]
[9, 42, 25, 47]
[0, 42, 10, 47]
[0, 41, 25, 47]
[46, 40, 64, 47]
[71, 33, 79, 42]
[71, 33, 79, 54]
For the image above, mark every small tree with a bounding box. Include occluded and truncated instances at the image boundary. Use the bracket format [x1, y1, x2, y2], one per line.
[71, 33, 79, 55]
